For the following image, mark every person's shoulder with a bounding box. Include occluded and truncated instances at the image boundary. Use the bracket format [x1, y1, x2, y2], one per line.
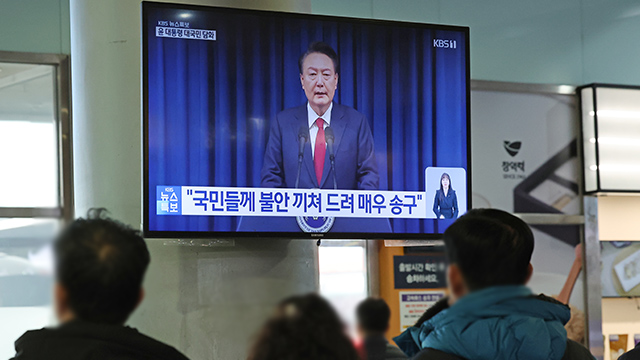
[620, 348, 639, 360]
[122, 327, 190, 360]
[413, 348, 465, 360]
[562, 339, 595, 360]
[618, 344, 640, 360]
[11, 324, 189, 360]
[12, 327, 60, 359]
[277, 104, 306, 119]
[333, 103, 366, 120]
[14, 327, 53, 347]
[385, 342, 408, 359]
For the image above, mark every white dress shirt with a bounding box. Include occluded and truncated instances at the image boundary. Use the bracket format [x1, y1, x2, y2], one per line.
[307, 102, 333, 159]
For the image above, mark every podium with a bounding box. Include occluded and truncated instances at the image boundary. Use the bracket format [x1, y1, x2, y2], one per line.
[236, 216, 392, 233]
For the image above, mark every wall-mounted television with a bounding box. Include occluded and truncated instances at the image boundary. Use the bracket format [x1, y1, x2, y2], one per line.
[142, 2, 470, 239]
[602, 241, 640, 297]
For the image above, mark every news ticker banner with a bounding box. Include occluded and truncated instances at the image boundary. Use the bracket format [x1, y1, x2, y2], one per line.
[156, 186, 428, 219]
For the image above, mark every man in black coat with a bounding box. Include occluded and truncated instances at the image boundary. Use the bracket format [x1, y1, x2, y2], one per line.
[11, 209, 189, 360]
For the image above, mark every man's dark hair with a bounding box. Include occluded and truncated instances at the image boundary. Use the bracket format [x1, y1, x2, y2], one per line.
[298, 41, 340, 74]
[443, 208, 534, 291]
[356, 297, 390, 334]
[54, 208, 150, 324]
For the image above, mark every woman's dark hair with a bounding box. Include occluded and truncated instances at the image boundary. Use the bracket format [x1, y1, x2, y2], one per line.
[247, 293, 359, 360]
[439, 173, 452, 201]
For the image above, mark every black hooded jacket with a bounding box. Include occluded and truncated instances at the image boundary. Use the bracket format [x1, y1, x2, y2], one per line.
[11, 320, 189, 360]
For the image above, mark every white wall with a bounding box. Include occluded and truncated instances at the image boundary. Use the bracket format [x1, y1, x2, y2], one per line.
[598, 196, 640, 241]
[129, 239, 317, 360]
[8, 0, 639, 86]
[312, 0, 640, 86]
[0, 0, 70, 54]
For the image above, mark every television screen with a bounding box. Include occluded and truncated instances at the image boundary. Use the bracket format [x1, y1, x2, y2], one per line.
[601, 241, 640, 297]
[143, 2, 470, 239]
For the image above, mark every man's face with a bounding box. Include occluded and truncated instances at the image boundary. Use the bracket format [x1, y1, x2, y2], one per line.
[300, 52, 338, 115]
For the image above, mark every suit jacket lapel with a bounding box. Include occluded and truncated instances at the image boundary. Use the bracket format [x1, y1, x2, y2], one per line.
[319, 103, 346, 189]
[291, 106, 318, 188]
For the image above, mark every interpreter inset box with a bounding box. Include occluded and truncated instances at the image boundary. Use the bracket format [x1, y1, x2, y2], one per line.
[425, 167, 467, 219]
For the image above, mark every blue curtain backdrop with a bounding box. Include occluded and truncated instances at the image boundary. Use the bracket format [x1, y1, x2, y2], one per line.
[147, 7, 468, 234]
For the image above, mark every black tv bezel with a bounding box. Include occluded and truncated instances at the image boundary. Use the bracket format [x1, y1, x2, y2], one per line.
[142, 1, 471, 240]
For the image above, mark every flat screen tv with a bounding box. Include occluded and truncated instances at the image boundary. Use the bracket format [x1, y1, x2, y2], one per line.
[143, 2, 470, 239]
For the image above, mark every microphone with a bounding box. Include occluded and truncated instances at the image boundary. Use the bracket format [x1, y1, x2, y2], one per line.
[295, 126, 309, 189]
[324, 126, 338, 190]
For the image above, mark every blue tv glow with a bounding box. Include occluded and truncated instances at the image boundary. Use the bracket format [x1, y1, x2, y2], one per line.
[143, 2, 470, 239]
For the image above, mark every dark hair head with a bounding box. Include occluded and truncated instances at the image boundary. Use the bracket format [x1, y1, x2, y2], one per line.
[440, 173, 452, 191]
[299, 42, 340, 75]
[356, 297, 390, 334]
[54, 208, 150, 324]
[247, 293, 359, 360]
[443, 208, 534, 291]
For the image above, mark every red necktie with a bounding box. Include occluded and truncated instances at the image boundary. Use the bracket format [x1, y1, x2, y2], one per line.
[314, 118, 326, 186]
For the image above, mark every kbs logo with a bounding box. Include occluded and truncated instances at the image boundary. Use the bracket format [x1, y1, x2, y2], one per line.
[433, 39, 457, 49]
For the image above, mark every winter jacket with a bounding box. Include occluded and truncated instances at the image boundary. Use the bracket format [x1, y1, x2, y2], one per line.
[393, 286, 594, 360]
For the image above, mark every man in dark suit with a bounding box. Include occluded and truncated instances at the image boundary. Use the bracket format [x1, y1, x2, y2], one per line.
[261, 42, 379, 190]
[11, 209, 189, 360]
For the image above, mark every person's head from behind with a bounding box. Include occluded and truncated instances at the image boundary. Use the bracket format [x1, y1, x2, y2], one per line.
[54, 208, 150, 325]
[247, 293, 359, 360]
[356, 297, 390, 338]
[299, 41, 339, 116]
[444, 209, 534, 303]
